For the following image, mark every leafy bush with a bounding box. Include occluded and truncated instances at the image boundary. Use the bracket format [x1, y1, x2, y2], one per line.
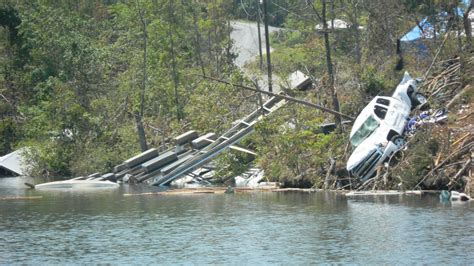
[360, 65, 387, 96]
[254, 104, 346, 188]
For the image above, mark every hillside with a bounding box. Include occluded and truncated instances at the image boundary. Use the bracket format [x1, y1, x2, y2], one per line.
[0, 1, 472, 192]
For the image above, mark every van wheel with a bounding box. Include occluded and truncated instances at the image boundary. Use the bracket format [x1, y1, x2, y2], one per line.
[391, 135, 406, 150]
[411, 93, 428, 109]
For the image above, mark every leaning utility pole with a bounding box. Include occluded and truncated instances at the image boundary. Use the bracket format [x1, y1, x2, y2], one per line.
[262, 0, 273, 92]
[256, 0, 263, 70]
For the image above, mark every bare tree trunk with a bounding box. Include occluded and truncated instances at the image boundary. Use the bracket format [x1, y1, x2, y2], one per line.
[463, 1, 473, 50]
[136, 0, 148, 152]
[330, 0, 335, 39]
[321, 0, 341, 126]
[192, 5, 206, 76]
[324, 158, 336, 189]
[350, 0, 361, 65]
[226, 19, 233, 66]
[168, 0, 181, 121]
[212, 0, 220, 75]
[134, 114, 148, 151]
[457, 13, 463, 53]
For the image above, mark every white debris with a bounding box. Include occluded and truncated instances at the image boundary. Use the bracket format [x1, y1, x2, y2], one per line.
[235, 168, 264, 188]
[0, 147, 29, 176]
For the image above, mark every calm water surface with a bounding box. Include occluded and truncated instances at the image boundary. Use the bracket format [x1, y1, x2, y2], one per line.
[1, 177, 473, 265]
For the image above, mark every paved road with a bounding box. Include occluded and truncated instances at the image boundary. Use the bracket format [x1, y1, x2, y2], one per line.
[230, 20, 279, 68]
[230, 20, 281, 92]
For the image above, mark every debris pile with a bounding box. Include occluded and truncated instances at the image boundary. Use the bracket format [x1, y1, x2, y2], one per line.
[367, 55, 473, 196]
[103, 130, 217, 185]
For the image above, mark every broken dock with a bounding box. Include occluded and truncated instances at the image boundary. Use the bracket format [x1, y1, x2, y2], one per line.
[80, 94, 287, 187]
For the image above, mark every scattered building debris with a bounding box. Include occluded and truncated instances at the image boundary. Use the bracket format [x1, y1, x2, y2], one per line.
[0, 196, 43, 200]
[439, 190, 472, 202]
[235, 168, 265, 187]
[345, 190, 404, 196]
[405, 108, 448, 135]
[402, 9, 474, 43]
[315, 19, 364, 31]
[123, 186, 284, 196]
[0, 147, 29, 176]
[27, 94, 286, 189]
[284, 70, 313, 91]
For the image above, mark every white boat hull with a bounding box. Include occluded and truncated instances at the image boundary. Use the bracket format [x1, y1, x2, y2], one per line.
[34, 180, 119, 190]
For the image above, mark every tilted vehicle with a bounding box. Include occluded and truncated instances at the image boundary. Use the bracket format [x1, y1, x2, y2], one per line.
[346, 72, 427, 180]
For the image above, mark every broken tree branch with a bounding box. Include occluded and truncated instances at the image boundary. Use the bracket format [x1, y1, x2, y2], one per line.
[194, 74, 355, 121]
[448, 158, 472, 189]
[323, 158, 336, 189]
[446, 85, 471, 109]
[414, 142, 473, 189]
[452, 132, 471, 147]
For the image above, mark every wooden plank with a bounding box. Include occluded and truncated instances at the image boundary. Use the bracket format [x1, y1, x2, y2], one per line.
[345, 190, 403, 196]
[1, 196, 42, 200]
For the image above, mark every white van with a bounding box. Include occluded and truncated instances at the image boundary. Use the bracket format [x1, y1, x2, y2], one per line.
[346, 72, 427, 180]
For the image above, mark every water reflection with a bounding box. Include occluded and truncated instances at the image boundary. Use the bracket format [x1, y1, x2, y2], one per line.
[1, 177, 473, 264]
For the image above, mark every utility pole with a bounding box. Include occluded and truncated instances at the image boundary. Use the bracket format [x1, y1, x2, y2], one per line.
[321, 0, 341, 127]
[256, 0, 263, 70]
[136, 0, 148, 152]
[262, 0, 272, 92]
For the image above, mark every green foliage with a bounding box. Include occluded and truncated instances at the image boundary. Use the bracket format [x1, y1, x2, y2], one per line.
[0, 0, 240, 177]
[0, 0, 471, 187]
[360, 65, 387, 96]
[232, 0, 289, 26]
[0, 118, 19, 154]
[254, 104, 345, 188]
[213, 146, 255, 182]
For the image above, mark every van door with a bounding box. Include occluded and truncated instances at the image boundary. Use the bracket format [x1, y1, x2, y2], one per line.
[384, 99, 410, 133]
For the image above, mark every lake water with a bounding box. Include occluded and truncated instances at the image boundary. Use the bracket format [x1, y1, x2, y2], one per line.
[1, 176, 473, 265]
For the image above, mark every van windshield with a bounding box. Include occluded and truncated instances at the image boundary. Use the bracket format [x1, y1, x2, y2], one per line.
[350, 115, 380, 148]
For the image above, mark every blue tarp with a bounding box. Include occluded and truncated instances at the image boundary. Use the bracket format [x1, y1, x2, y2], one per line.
[401, 0, 471, 42]
[401, 17, 433, 42]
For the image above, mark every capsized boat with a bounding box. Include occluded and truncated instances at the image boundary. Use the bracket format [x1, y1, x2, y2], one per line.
[26, 179, 119, 190]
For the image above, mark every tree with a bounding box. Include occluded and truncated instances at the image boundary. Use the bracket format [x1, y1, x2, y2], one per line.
[340, 0, 363, 65]
[308, 0, 342, 127]
[462, 0, 473, 49]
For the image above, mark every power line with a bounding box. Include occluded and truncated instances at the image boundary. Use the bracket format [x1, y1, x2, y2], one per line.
[240, 0, 256, 18]
[271, 1, 316, 22]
